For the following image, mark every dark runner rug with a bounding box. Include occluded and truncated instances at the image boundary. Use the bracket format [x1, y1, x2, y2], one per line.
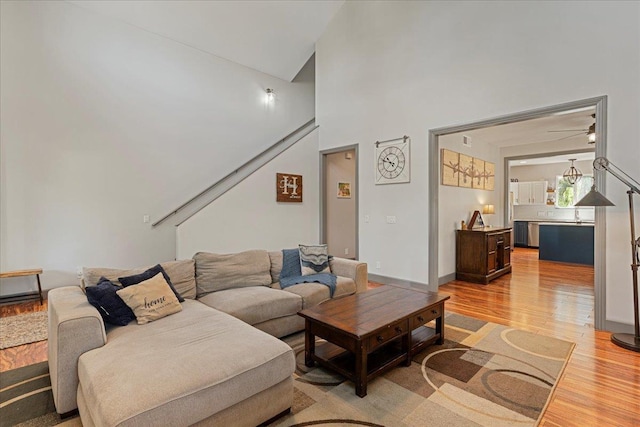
[0, 362, 56, 427]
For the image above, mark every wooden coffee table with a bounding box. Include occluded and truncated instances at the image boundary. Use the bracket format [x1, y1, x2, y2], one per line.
[298, 285, 450, 397]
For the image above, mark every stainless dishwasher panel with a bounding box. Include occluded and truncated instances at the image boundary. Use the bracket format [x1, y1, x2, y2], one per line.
[528, 222, 540, 248]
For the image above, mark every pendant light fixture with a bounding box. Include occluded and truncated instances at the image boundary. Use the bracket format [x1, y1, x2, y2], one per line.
[563, 158, 583, 184]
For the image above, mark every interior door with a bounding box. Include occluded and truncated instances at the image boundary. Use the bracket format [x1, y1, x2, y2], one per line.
[322, 147, 358, 259]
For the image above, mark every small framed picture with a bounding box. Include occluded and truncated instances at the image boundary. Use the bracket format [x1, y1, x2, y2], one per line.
[468, 210, 485, 229]
[337, 182, 351, 198]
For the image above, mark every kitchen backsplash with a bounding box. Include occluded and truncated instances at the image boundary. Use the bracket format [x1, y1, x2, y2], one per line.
[513, 204, 594, 221]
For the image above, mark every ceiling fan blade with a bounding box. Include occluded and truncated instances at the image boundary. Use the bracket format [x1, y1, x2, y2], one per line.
[547, 129, 588, 133]
[549, 132, 585, 142]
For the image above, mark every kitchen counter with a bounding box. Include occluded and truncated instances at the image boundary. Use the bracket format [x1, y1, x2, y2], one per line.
[515, 219, 594, 224]
[538, 223, 594, 265]
[538, 222, 594, 227]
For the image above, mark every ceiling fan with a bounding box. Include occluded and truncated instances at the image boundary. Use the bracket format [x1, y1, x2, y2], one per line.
[547, 114, 596, 143]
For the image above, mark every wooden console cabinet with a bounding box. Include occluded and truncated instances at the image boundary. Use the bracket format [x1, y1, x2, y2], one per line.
[456, 227, 512, 284]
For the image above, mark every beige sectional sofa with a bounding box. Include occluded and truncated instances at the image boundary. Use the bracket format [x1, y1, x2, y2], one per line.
[48, 249, 367, 427]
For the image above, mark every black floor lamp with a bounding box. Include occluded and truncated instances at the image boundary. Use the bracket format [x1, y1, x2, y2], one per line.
[575, 157, 640, 352]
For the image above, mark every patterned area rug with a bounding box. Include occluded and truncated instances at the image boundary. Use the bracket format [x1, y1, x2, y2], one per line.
[0, 312, 48, 350]
[274, 313, 575, 427]
[1, 314, 574, 427]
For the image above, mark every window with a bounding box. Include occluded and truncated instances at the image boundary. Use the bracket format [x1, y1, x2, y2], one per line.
[555, 175, 594, 208]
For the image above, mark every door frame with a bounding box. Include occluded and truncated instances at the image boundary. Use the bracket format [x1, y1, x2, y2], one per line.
[320, 144, 359, 258]
[427, 95, 608, 330]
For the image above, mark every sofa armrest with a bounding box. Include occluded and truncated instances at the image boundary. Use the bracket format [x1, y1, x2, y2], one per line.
[330, 258, 368, 293]
[48, 286, 106, 414]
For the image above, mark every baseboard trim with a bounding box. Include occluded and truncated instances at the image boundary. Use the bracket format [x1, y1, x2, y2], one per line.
[368, 273, 429, 290]
[438, 273, 456, 286]
[604, 320, 635, 334]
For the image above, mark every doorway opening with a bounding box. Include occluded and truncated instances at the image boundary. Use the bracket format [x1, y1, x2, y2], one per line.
[320, 145, 359, 259]
[428, 96, 607, 330]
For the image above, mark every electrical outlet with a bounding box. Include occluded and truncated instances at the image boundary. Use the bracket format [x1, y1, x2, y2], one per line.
[143, 215, 150, 223]
[344, 248, 349, 255]
[376, 261, 381, 269]
[76, 266, 83, 279]
[386, 215, 397, 224]
[364, 215, 370, 223]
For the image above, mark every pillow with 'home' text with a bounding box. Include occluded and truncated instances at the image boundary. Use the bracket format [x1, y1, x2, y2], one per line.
[118, 264, 184, 302]
[116, 272, 182, 324]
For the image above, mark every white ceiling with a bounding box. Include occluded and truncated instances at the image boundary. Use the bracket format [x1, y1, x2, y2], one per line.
[68, 0, 345, 81]
[444, 107, 597, 166]
[457, 107, 596, 149]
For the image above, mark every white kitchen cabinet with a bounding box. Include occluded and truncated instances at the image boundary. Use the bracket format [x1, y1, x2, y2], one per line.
[516, 181, 547, 205]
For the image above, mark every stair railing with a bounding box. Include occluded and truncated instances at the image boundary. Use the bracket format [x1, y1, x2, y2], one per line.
[152, 118, 318, 227]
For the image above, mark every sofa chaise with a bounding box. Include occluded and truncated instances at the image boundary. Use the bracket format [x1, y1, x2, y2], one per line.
[48, 249, 367, 426]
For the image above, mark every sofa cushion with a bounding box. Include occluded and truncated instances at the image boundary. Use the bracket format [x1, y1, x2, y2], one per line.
[85, 277, 136, 326]
[282, 283, 330, 309]
[193, 250, 272, 296]
[198, 287, 302, 326]
[119, 264, 184, 302]
[116, 272, 182, 324]
[268, 251, 283, 284]
[299, 244, 331, 275]
[78, 300, 294, 427]
[83, 260, 196, 300]
[281, 276, 357, 308]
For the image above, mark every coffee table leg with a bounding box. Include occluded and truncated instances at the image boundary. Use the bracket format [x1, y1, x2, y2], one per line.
[436, 305, 445, 345]
[305, 321, 315, 367]
[355, 343, 367, 397]
[403, 332, 411, 366]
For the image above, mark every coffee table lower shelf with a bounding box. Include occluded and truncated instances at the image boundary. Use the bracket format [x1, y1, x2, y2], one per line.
[309, 325, 440, 395]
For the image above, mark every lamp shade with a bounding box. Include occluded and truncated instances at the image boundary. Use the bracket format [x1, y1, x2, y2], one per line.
[482, 204, 495, 214]
[574, 185, 615, 207]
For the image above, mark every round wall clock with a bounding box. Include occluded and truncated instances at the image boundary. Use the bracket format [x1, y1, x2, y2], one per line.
[374, 136, 410, 184]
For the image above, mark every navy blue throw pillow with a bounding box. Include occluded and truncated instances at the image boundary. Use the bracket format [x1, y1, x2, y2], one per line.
[118, 264, 184, 302]
[85, 277, 136, 326]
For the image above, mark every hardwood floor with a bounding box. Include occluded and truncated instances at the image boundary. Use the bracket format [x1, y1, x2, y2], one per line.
[431, 248, 639, 426]
[1, 250, 638, 426]
[0, 299, 48, 371]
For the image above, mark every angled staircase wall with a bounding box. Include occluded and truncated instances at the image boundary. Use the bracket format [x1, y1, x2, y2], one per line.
[176, 123, 321, 258]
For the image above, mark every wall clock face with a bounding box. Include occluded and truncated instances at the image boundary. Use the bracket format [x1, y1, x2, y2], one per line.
[375, 139, 410, 184]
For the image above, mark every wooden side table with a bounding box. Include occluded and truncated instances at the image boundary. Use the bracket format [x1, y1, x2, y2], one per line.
[0, 269, 44, 305]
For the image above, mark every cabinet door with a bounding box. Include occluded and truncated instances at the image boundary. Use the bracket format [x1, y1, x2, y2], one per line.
[531, 181, 547, 205]
[487, 234, 497, 273]
[514, 222, 528, 246]
[518, 182, 532, 204]
[503, 231, 512, 266]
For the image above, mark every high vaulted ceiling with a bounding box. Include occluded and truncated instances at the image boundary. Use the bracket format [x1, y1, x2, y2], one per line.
[69, 0, 344, 81]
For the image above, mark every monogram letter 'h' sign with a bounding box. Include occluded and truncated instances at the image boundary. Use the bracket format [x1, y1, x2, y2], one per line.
[276, 173, 303, 203]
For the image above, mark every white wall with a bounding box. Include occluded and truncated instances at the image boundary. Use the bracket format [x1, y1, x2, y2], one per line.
[316, 1, 640, 325]
[438, 135, 502, 277]
[325, 149, 357, 258]
[177, 130, 320, 258]
[0, 1, 315, 294]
